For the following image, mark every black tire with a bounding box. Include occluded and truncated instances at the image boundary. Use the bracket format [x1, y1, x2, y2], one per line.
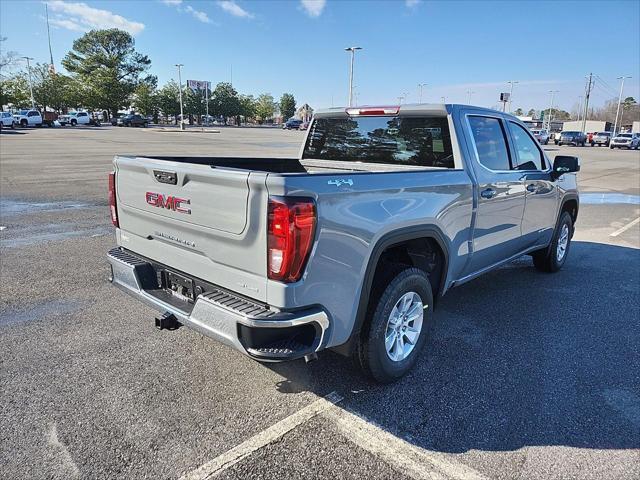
[533, 211, 573, 273]
[355, 267, 434, 383]
[20, 120, 27, 127]
[71, 119, 77, 126]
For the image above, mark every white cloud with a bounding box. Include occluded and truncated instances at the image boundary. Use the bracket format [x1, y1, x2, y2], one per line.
[217, 1, 254, 19]
[49, 17, 86, 32]
[300, 0, 326, 17]
[161, 0, 182, 5]
[405, 0, 420, 7]
[47, 1, 145, 35]
[185, 5, 212, 23]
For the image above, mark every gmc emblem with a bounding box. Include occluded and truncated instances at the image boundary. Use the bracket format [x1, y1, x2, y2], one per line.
[145, 192, 191, 214]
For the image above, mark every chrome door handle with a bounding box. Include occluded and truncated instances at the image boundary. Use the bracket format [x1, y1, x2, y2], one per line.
[526, 183, 537, 193]
[480, 188, 497, 199]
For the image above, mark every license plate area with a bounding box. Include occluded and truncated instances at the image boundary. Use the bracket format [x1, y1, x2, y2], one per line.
[162, 270, 195, 303]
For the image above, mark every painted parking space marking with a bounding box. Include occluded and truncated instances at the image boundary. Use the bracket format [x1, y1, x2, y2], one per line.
[323, 407, 488, 480]
[610, 217, 640, 237]
[179, 391, 343, 480]
[180, 389, 488, 480]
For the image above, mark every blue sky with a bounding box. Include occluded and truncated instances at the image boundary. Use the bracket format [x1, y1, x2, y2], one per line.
[1, 0, 639, 113]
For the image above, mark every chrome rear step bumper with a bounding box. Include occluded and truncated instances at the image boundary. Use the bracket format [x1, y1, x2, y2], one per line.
[107, 247, 329, 361]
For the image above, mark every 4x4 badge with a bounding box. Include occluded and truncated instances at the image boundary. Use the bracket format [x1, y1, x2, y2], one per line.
[328, 179, 353, 187]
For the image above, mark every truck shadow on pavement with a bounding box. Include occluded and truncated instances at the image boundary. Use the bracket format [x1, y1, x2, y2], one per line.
[268, 240, 640, 453]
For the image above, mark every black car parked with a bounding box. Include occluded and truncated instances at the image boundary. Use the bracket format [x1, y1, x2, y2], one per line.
[282, 118, 303, 130]
[558, 131, 586, 146]
[119, 114, 148, 127]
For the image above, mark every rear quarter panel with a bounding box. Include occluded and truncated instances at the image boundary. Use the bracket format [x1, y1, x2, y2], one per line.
[266, 169, 474, 347]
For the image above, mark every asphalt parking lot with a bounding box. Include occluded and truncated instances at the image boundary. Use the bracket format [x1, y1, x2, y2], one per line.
[1, 125, 639, 480]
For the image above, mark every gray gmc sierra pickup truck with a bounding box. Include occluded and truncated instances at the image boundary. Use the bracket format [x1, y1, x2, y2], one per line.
[107, 104, 580, 382]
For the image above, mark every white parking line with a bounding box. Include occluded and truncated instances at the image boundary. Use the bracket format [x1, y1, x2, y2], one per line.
[180, 388, 488, 480]
[610, 217, 640, 237]
[323, 407, 488, 480]
[179, 391, 343, 480]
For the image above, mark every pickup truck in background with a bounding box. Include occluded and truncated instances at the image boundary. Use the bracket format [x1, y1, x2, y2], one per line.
[107, 104, 580, 383]
[58, 111, 91, 126]
[13, 109, 43, 127]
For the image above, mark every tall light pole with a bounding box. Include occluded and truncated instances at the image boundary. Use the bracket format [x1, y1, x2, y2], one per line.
[22, 57, 35, 108]
[417, 83, 427, 103]
[546, 90, 558, 131]
[175, 64, 185, 130]
[397, 96, 405, 105]
[466, 90, 475, 104]
[613, 75, 631, 136]
[507, 80, 518, 113]
[441, 96, 446, 103]
[345, 46, 362, 107]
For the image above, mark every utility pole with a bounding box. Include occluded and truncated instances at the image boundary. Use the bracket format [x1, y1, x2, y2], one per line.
[507, 80, 518, 113]
[175, 64, 185, 130]
[546, 90, 558, 131]
[417, 83, 427, 103]
[345, 46, 362, 107]
[22, 57, 35, 108]
[581, 73, 593, 134]
[613, 75, 631, 136]
[466, 90, 475, 104]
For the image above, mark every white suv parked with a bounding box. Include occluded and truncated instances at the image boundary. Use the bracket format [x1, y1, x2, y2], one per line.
[58, 111, 91, 126]
[1, 111, 15, 129]
[13, 109, 43, 127]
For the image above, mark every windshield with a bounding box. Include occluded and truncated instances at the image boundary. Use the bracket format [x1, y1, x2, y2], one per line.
[562, 131, 580, 135]
[303, 115, 454, 168]
[618, 134, 632, 138]
[19, 110, 28, 115]
[531, 130, 541, 134]
[596, 132, 610, 136]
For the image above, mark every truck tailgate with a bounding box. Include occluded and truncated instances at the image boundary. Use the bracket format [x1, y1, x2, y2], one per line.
[114, 155, 269, 301]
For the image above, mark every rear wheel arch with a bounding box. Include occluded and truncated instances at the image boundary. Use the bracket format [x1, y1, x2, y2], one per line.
[332, 226, 450, 357]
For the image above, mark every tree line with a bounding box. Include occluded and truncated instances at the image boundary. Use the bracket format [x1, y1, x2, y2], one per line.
[0, 29, 299, 124]
[513, 97, 638, 126]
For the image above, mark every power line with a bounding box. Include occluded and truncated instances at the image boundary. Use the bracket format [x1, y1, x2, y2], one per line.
[592, 75, 618, 98]
[593, 75, 618, 96]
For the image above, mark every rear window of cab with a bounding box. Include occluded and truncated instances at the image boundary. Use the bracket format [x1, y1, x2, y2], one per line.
[303, 115, 454, 168]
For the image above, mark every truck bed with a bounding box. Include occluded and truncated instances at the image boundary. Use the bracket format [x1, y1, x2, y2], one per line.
[138, 156, 438, 174]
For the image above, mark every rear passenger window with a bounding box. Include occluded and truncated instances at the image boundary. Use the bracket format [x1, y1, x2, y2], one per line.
[510, 122, 545, 170]
[468, 116, 511, 171]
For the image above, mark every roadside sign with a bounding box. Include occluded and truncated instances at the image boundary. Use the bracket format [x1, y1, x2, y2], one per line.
[187, 80, 211, 92]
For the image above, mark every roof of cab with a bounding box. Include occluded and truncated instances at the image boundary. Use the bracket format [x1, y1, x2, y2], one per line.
[314, 103, 507, 118]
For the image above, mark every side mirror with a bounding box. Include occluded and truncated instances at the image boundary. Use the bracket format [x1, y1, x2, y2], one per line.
[552, 155, 580, 180]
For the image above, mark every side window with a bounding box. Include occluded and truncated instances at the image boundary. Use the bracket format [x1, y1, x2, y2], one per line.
[468, 116, 512, 171]
[509, 122, 545, 170]
[28, 111, 36, 117]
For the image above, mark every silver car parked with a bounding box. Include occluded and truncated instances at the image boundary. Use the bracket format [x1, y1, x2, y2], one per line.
[610, 133, 640, 149]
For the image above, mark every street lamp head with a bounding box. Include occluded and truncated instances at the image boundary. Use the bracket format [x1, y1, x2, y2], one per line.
[345, 46, 362, 52]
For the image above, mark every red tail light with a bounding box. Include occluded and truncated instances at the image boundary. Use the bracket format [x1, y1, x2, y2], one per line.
[267, 197, 316, 283]
[108, 171, 119, 227]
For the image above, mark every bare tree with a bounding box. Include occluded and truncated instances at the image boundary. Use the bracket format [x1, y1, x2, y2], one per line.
[0, 37, 19, 76]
